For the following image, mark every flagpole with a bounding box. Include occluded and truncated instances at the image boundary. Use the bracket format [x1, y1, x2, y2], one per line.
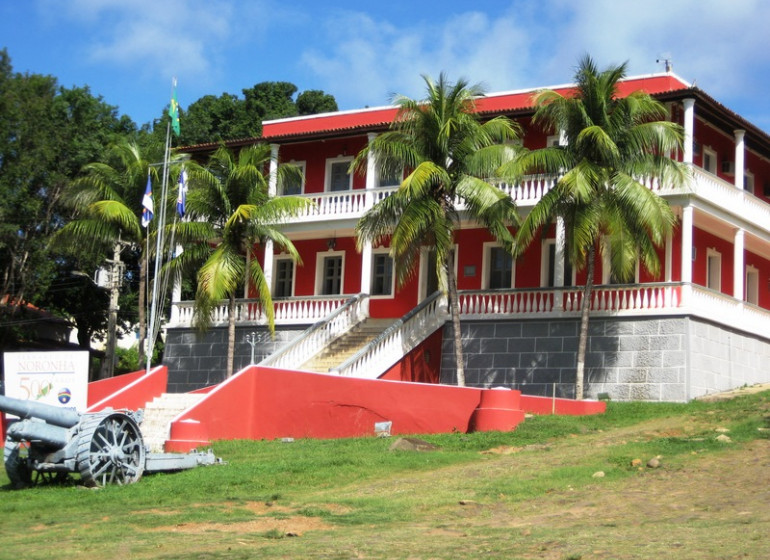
[146, 78, 177, 373]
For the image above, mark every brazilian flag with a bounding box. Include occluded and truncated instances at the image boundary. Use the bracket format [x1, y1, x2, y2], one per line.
[169, 83, 180, 136]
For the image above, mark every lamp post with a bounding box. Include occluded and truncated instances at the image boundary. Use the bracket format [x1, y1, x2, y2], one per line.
[244, 332, 259, 365]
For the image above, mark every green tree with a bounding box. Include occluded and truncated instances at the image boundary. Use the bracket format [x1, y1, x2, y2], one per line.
[243, 81, 299, 121]
[503, 56, 688, 399]
[179, 93, 257, 147]
[353, 73, 521, 386]
[0, 48, 134, 321]
[171, 144, 312, 378]
[52, 140, 166, 368]
[297, 90, 338, 115]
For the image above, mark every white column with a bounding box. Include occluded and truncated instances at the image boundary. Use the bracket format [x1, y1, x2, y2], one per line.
[553, 217, 566, 310]
[360, 133, 378, 294]
[263, 240, 274, 297]
[681, 206, 693, 283]
[734, 129, 745, 190]
[360, 241, 373, 295]
[733, 228, 745, 301]
[554, 217, 565, 286]
[268, 143, 279, 197]
[365, 133, 378, 208]
[683, 99, 695, 165]
[664, 231, 673, 283]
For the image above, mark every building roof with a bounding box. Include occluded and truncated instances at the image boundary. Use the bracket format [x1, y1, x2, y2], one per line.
[259, 73, 691, 142]
[180, 72, 770, 160]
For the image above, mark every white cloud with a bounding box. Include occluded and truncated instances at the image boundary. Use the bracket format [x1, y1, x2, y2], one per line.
[49, 0, 270, 87]
[298, 0, 769, 128]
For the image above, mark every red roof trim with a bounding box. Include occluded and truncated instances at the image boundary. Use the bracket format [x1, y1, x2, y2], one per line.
[261, 73, 690, 141]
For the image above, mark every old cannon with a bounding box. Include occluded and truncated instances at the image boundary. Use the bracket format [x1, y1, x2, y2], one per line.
[1, 394, 218, 488]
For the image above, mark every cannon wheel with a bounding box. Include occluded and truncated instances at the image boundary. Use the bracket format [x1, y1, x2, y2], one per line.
[76, 412, 146, 487]
[3, 438, 31, 489]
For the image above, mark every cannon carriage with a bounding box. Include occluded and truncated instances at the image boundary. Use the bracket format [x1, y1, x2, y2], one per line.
[1, 394, 217, 488]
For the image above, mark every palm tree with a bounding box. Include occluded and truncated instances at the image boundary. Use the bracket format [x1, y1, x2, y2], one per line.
[502, 55, 689, 399]
[171, 144, 312, 378]
[53, 141, 163, 370]
[353, 73, 522, 386]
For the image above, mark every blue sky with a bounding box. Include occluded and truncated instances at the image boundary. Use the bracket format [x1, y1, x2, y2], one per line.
[2, 0, 770, 132]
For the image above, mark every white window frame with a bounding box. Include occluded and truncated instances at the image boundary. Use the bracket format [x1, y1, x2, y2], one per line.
[325, 156, 353, 192]
[482, 242, 515, 290]
[315, 250, 346, 295]
[272, 256, 296, 298]
[280, 160, 305, 196]
[706, 248, 722, 291]
[745, 265, 759, 305]
[702, 146, 717, 174]
[546, 134, 561, 147]
[418, 245, 458, 302]
[377, 167, 403, 188]
[370, 248, 395, 298]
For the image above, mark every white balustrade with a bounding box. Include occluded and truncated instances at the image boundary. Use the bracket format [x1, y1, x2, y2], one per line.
[260, 294, 369, 370]
[169, 295, 353, 328]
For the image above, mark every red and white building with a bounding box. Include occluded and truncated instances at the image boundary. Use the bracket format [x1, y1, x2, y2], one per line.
[165, 71, 770, 402]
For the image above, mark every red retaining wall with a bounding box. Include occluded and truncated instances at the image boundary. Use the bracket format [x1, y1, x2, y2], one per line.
[87, 366, 168, 412]
[520, 394, 606, 416]
[167, 366, 486, 451]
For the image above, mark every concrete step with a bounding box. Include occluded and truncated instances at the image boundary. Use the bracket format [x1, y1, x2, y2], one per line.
[300, 319, 395, 373]
[140, 393, 205, 453]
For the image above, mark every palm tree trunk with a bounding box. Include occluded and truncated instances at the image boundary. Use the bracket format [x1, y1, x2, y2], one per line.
[446, 252, 465, 387]
[226, 292, 236, 378]
[575, 244, 596, 400]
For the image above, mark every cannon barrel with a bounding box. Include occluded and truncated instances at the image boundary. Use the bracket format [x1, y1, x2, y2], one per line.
[7, 420, 70, 448]
[0, 394, 80, 428]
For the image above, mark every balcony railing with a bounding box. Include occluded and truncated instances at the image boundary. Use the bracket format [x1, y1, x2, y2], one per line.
[458, 283, 682, 319]
[168, 294, 354, 328]
[280, 170, 770, 238]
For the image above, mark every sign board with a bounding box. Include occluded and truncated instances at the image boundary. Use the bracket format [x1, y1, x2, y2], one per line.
[3, 351, 89, 413]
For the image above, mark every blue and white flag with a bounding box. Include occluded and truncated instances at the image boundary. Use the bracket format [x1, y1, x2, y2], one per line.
[176, 169, 188, 218]
[141, 174, 153, 228]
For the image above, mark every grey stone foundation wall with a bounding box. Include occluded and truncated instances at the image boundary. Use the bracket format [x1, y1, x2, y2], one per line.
[164, 326, 306, 393]
[162, 314, 770, 402]
[440, 316, 770, 402]
[688, 318, 770, 399]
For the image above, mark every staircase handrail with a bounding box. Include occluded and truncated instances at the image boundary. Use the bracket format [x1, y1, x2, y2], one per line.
[259, 293, 369, 369]
[330, 290, 448, 378]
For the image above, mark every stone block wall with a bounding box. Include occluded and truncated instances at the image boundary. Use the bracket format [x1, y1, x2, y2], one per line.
[164, 326, 305, 392]
[439, 316, 752, 402]
[688, 317, 770, 399]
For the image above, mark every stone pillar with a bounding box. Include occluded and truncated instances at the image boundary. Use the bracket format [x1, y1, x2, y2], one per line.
[665, 231, 673, 283]
[683, 99, 695, 165]
[734, 129, 745, 190]
[733, 228, 745, 301]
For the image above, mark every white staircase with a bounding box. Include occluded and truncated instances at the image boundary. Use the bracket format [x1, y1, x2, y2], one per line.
[140, 393, 205, 452]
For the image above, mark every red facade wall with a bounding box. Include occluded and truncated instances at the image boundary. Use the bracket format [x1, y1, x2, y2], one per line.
[692, 227, 734, 294]
[380, 329, 443, 383]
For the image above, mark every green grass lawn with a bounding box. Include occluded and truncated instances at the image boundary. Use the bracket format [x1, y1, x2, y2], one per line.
[2, 390, 769, 559]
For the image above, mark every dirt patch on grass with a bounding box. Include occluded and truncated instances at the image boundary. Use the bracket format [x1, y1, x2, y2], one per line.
[151, 516, 333, 536]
